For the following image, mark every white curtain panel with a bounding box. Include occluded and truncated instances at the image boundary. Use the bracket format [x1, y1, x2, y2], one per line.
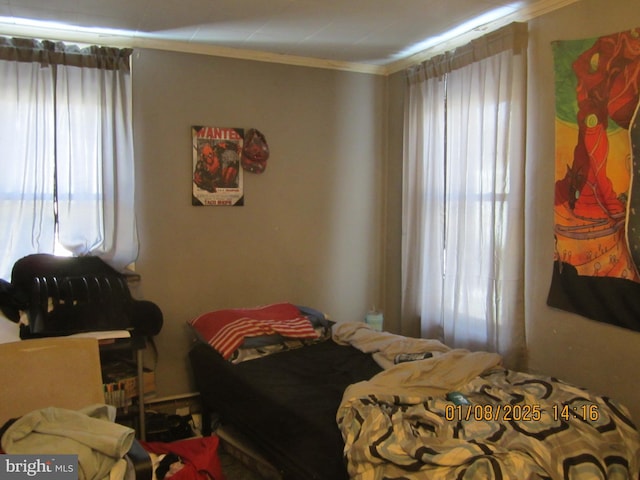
[0, 38, 137, 279]
[402, 23, 527, 368]
[401, 67, 446, 339]
[55, 62, 138, 267]
[0, 57, 57, 278]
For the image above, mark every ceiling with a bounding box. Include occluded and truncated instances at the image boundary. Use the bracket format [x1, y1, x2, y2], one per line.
[0, 0, 576, 74]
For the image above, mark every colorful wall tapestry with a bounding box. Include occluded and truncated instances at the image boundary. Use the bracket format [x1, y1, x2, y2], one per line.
[548, 28, 640, 332]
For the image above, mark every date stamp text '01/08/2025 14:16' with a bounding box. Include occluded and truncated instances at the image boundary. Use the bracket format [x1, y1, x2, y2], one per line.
[443, 403, 600, 422]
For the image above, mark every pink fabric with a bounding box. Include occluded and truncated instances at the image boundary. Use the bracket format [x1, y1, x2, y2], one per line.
[189, 303, 318, 359]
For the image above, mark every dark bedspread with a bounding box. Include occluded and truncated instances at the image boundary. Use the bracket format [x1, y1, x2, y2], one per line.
[189, 339, 382, 480]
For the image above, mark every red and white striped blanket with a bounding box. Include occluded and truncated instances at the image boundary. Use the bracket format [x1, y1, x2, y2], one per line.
[190, 303, 318, 359]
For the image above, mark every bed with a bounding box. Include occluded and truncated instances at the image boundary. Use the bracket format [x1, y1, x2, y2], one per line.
[188, 304, 640, 480]
[188, 303, 382, 480]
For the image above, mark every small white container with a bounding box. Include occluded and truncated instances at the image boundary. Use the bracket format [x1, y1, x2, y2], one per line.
[365, 308, 384, 331]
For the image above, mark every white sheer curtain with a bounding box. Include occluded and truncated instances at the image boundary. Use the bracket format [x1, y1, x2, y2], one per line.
[402, 23, 527, 368]
[0, 38, 138, 279]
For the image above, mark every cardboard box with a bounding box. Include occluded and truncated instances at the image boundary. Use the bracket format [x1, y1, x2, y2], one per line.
[102, 360, 155, 407]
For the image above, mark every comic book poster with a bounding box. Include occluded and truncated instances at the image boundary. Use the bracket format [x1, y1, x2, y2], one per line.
[547, 28, 640, 332]
[192, 126, 244, 206]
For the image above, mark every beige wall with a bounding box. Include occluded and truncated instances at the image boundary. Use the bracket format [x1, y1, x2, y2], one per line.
[133, 0, 640, 423]
[381, 71, 407, 338]
[132, 50, 386, 396]
[384, 0, 640, 422]
[384, 0, 640, 421]
[525, 0, 640, 422]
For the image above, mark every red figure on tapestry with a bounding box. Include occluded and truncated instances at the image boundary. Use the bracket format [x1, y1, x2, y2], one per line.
[554, 28, 640, 281]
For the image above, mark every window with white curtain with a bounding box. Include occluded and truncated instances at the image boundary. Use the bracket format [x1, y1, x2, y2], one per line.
[0, 37, 138, 280]
[401, 23, 527, 368]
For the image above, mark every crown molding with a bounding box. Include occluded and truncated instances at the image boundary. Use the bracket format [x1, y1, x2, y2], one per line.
[383, 0, 579, 75]
[0, 22, 387, 75]
[0, 0, 579, 77]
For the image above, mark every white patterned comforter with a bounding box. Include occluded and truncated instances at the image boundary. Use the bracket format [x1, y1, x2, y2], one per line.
[334, 323, 640, 480]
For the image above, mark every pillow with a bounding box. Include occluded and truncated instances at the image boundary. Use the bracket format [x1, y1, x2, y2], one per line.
[188, 303, 317, 359]
[188, 303, 334, 361]
[240, 305, 333, 348]
[296, 305, 333, 329]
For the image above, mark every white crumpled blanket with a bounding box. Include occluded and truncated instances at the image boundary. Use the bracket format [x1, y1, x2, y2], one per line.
[2, 404, 135, 480]
[333, 322, 640, 480]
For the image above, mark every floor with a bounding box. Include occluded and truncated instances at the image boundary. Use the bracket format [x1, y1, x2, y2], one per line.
[218, 449, 267, 480]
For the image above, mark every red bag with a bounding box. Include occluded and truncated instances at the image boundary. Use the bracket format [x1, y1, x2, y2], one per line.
[141, 436, 225, 480]
[241, 128, 270, 173]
